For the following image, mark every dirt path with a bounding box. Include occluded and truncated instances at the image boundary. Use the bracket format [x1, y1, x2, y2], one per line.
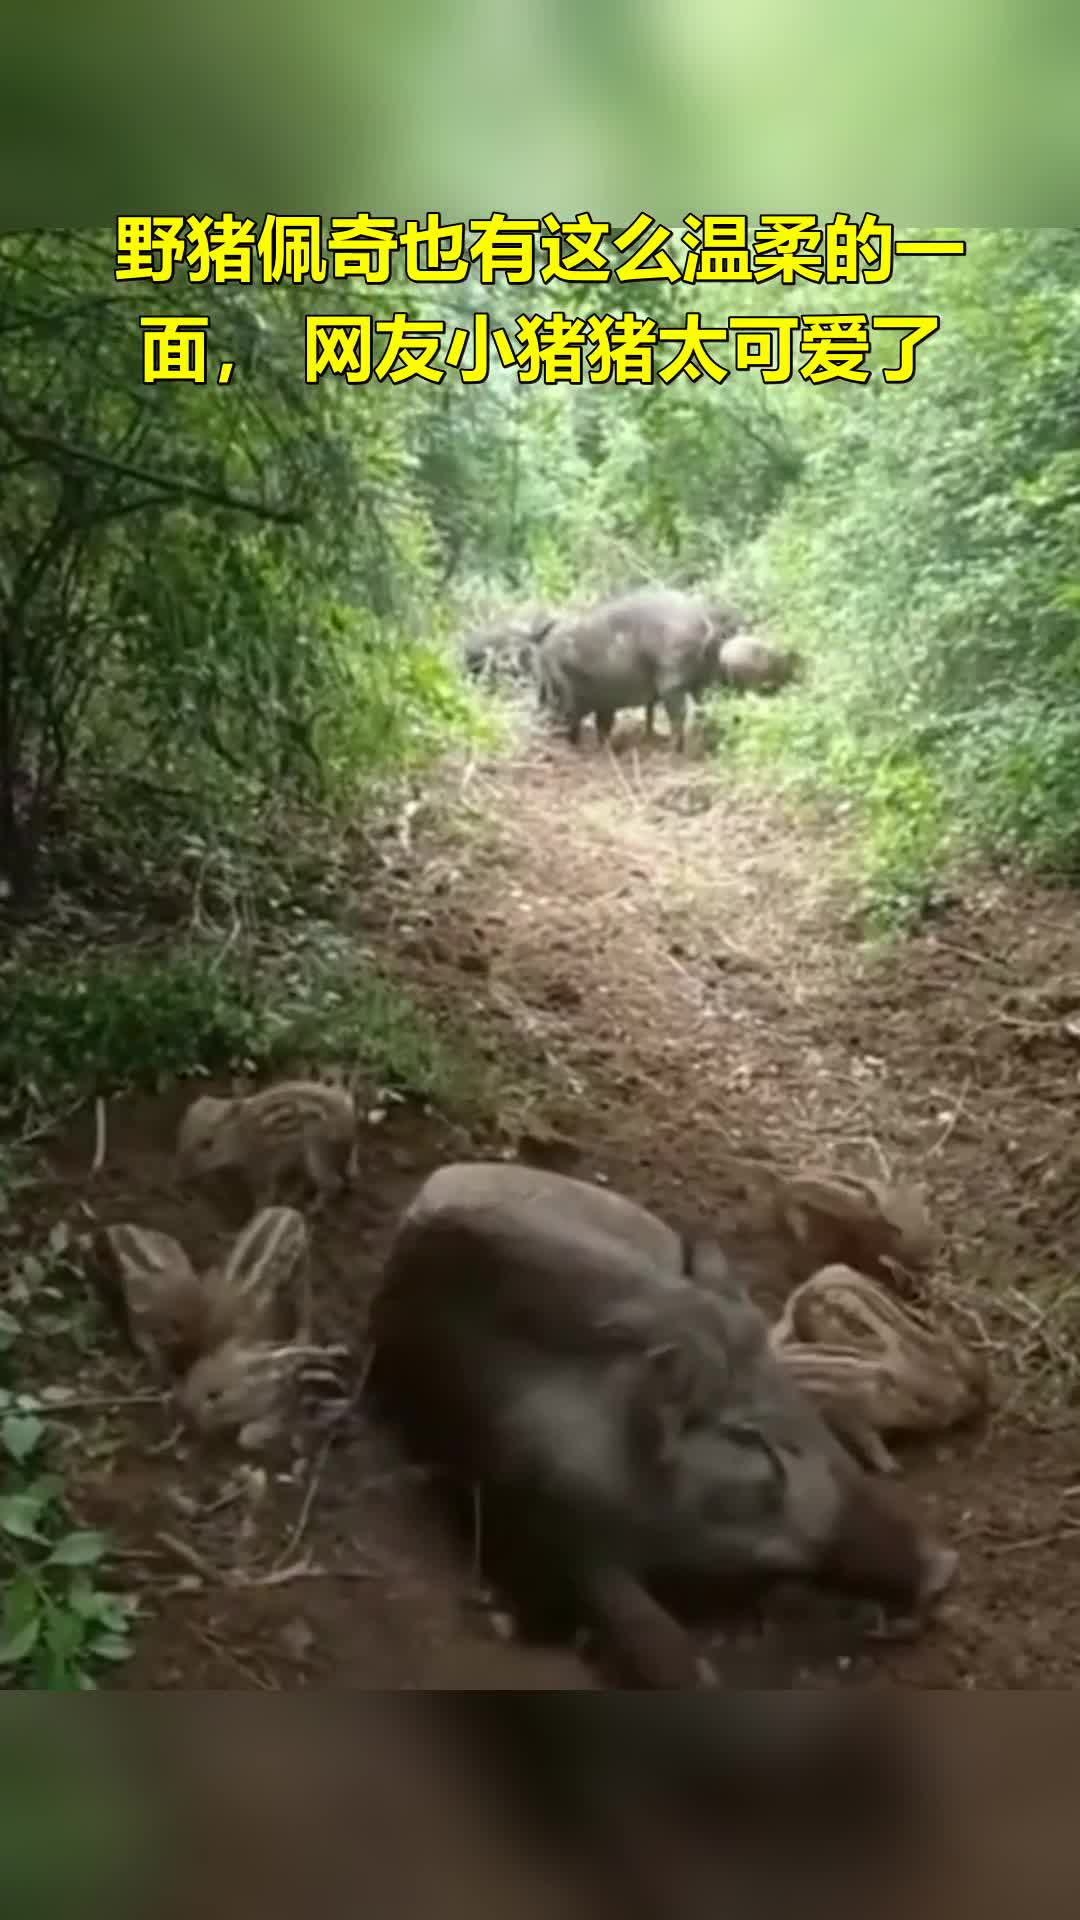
[25, 713, 1080, 1689]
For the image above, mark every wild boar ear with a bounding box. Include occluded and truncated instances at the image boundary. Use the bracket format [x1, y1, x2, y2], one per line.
[625, 1345, 691, 1472]
[645, 1340, 691, 1397]
[643, 1342, 714, 1453]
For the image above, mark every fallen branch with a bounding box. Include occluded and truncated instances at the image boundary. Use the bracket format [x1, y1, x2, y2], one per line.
[0, 402, 304, 526]
[272, 1351, 373, 1569]
[187, 1622, 278, 1689]
[90, 1096, 107, 1175]
[24, 1390, 163, 1415]
[986, 1526, 1080, 1557]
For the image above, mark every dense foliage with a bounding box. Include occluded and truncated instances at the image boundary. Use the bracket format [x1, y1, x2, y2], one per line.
[8, 224, 1073, 922]
[0, 228, 473, 905]
[720, 229, 1080, 913]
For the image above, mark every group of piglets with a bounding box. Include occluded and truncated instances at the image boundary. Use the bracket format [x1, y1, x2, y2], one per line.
[368, 1160, 958, 1690]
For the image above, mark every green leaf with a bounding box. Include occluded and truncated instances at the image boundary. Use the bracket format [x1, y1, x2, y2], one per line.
[91, 1595, 136, 1635]
[0, 1492, 48, 1540]
[67, 1572, 104, 1619]
[4, 1568, 39, 1638]
[89, 1634, 134, 1663]
[48, 1531, 108, 1568]
[25, 1473, 62, 1505]
[19, 1253, 45, 1289]
[0, 1615, 41, 1664]
[2, 1412, 44, 1464]
[46, 1606, 86, 1661]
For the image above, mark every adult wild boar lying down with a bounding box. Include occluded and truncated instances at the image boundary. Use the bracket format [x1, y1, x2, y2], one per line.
[536, 587, 742, 750]
[368, 1163, 957, 1688]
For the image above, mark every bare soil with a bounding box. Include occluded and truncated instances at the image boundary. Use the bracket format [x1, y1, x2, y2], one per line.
[14, 713, 1080, 1692]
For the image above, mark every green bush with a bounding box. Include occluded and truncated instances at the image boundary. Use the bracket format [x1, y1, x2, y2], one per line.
[0, 939, 479, 1128]
[722, 229, 1080, 908]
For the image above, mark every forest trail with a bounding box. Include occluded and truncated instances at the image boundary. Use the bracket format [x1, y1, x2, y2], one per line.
[41, 709, 1080, 1689]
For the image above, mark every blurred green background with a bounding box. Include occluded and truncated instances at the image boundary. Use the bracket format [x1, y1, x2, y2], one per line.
[0, 1708, 156, 1918]
[3, 1, 1080, 223]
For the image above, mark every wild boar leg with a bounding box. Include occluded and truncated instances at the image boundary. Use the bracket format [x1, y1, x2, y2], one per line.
[662, 688, 689, 752]
[644, 700, 656, 738]
[583, 1563, 705, 1689]
[594, 704, 616, 747]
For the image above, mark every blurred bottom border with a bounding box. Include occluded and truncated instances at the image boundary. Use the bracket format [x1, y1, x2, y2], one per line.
[2, 1691, 1079, 1920]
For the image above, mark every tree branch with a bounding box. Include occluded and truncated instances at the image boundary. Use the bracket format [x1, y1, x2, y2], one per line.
[0, 404, 305, 527]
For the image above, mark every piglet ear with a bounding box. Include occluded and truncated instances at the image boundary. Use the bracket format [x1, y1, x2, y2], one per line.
[207, 1205, 311, 1348]
[220, 1206, 309, 1289]
[92, 1222, 202, 1321]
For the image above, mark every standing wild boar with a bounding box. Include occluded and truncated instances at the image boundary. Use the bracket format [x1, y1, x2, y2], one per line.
[462, 607, 556, 687]
[536, 588, 739, 750]
[368, 1163, 958, 1689]
[718, 633, 802, 692]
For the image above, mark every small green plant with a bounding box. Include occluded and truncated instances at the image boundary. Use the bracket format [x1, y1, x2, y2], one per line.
[2, 1221, 106, 1360]
[0, 937, 485, 1130]
[854, 755, 955, 928]
[265, 933, 482, 1104]
[0, 1408, 136, 1689]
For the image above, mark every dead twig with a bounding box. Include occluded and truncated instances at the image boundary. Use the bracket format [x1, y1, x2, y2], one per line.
[604, 744, 645, 817]
[26, 1390, 164, 1415]
[272, 1354, 371, 1571]
[156, 1530, 224, 1583]
[247, 1558, 381, 1587]
[986, 1526, 1080, 1557]
[360, 1464, 434, 1494]
[864, 1133, 893, 1183]
[923, 935, 1014, 980]
[90, 1096, 107, 1175]
[157, 1528, 381, 1590]
[925, 1076, 973, 1161]
[187, 1621, 278, 1689]
[145, 1420, 186, 1457]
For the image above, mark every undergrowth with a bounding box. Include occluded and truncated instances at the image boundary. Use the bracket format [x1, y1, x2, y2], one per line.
[0, 779, 496, 1691]
[0, 933, 481, 1132]
[704, 690, 995, 931]
[0, 1208, 139, 1688]
[707, 679, 1080, 929]
[0, 923, 485, 1690]
[0, 1439, 138, 1690]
